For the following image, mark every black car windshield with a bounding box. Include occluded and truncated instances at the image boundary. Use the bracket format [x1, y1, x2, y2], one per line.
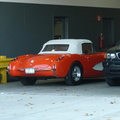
[42, 44, 69, 52]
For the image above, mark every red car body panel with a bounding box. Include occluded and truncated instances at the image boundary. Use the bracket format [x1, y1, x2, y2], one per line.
[8, 39, 105, 79]
[8, 53, 105, 78]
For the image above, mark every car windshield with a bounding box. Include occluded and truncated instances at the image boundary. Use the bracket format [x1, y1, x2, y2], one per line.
[42, 44, 69, 52]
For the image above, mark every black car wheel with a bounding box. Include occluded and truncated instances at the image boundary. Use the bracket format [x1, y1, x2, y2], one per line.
[65, 62, 83, 85]
[20, 77, 37, 85]
[106, 77, 120, 86]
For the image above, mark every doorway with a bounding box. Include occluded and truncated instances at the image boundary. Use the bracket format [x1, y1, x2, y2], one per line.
[102, 18, 114, 49]
[54, 17, 68, 39]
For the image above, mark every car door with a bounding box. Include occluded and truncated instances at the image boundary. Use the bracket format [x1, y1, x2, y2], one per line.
[82, 52, 105, 77]
[82, 43, 104, 77]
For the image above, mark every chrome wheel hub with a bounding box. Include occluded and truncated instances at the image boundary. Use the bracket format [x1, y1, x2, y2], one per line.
[72, 66, 81, 81]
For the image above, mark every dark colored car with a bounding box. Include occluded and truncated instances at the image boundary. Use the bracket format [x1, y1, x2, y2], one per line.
[103, 45, 120, 86]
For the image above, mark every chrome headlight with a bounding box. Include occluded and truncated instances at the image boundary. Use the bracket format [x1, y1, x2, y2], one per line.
[106, 53, 111, 59]
[106, 53, 116, 59]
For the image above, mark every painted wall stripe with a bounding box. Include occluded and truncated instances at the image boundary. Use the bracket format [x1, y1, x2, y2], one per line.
[0, 0, 120, 8]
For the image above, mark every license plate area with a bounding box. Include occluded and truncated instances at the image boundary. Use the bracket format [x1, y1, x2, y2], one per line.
[25, 68, 35, 74]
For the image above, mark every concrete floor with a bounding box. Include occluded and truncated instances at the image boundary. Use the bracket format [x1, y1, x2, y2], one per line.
[0, 78, 120, 120]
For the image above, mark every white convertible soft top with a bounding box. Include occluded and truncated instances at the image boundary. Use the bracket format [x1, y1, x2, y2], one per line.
[39, 39, 92, 54]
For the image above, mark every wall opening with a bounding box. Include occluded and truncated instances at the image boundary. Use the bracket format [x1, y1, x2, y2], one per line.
[102, 18, 114, 49]
[54, 16, 68, 39]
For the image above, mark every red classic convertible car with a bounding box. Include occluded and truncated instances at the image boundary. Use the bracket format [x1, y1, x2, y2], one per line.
[7, 39, 105, 85]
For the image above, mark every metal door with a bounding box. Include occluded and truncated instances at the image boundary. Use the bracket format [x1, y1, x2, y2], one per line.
[102, 18, 114, 49]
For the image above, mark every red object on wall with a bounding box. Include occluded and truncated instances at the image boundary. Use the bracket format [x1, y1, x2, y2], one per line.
[97, 15, 102, 21]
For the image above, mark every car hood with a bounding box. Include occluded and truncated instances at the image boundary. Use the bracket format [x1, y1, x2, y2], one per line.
[107, 45, 120, 52]
[17, 54, 66, 69]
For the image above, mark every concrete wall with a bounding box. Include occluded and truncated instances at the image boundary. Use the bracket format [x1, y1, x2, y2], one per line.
[0, 2, 120, 57]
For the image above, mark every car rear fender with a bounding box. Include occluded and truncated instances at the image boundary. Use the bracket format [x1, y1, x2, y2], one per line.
[65, 61, 83, 77]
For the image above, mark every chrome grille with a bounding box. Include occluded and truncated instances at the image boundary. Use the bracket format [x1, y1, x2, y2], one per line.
[116, 52, 120, 60]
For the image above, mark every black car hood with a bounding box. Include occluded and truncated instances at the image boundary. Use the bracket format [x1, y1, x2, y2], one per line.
[107, 45, 120, 52]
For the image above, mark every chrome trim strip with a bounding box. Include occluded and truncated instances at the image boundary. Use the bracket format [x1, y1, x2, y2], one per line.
[19, 68, 58, 77]
[19, 68, 52, 71]
[35, 69, 51, 71]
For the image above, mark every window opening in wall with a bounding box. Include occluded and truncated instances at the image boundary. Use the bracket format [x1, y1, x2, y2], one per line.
[102, 18, 114, 49]
[54, 17, 68, 39]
